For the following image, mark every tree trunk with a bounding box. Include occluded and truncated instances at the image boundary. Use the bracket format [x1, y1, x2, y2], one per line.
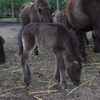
[56, 0, 59, 10]
[11, 0, 14, 23]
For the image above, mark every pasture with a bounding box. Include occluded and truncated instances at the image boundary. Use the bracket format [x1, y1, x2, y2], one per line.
[0, 22, 100, 100]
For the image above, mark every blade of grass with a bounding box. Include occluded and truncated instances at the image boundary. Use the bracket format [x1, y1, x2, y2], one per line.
[29, 90, 58, 95]
[66, 80, 92, 96]
[12, 69, 22, 73]
[34, 96, 42, 100]
[0, 86, 25, 94]
[82, 69, 98, 73]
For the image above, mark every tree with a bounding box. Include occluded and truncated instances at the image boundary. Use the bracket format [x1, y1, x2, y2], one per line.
[56, 0, 59, 10]
[10, 0, 14, 23]
[0, 0, 68, 22]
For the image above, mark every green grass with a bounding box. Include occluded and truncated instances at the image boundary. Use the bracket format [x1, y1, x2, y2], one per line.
[0, 18, 20, 23]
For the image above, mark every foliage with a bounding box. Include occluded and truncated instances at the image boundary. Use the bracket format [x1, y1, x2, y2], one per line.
[48, 0, 67, 11]
[0, 0, 68, 18]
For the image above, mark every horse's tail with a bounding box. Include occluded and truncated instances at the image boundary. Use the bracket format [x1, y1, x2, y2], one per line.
[17, 28, 24, 55]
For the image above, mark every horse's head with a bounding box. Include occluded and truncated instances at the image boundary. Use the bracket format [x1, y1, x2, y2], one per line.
[52, 11, 64, 23]
[38, 7, 54, 23]
[0, 36, 5, 63]
[67, 61, 82, 86]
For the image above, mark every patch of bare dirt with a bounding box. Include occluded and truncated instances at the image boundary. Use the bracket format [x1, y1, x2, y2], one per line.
[0, 23, 100, 100]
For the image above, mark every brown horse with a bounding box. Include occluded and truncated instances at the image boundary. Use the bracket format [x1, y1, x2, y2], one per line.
[52, 11, 65, 24]
[19, 0, 54, 57]
[0, 36, 5, 63]
[53, 10, 88, 61]
[18, 22, 83, 92]
[66, 0, 100, 51]
[20, 0, 53, 27]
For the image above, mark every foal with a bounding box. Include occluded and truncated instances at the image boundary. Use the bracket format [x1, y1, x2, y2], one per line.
[18, 23, 82, 92]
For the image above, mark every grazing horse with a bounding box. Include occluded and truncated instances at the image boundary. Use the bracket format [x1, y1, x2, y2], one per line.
[0, 36, 5, 63]
[19, 0, 54, 57]
[66, 0, 100, 52]
[18, 22, 83, 92]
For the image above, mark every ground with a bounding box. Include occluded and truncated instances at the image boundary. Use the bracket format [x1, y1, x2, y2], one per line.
[0, 22, 100, 100]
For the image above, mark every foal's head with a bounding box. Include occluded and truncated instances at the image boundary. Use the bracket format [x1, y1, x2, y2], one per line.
[0, 36, 5, 63]
[67, 60, 82, 86]
[38, 7, 54, 23]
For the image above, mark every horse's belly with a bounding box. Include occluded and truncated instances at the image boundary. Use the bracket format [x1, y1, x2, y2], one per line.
[67, 0, 89, 29]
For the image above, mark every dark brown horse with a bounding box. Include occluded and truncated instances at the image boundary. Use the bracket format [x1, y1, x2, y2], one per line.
[20, 0, 53, 27]
[53, 10, 88, 61]
[0, 36, 5, 63]
[66, 0, 100, 52]
[18, 22, 83, 92]
[19, 0, 54, 57]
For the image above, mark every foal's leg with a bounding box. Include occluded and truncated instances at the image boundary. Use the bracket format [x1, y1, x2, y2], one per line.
[54, 55, 60, 82]
[53, 48, 68, 92]
[85, 33, 89, 45]
[34, 46, 39, 58]
[21, 50, 32, 86]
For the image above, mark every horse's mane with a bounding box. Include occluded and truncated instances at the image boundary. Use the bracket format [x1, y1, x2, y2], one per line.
[69, 29, 82, 62]
[62, 25, 81, 62]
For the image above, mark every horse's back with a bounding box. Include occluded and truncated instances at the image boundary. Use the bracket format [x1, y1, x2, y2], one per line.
[20, 2, 33, 12]
[22, 23, 69, 49]
[20, 3, 33, 27]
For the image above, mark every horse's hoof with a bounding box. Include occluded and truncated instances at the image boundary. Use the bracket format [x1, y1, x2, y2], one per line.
[28, 84, 32, 87]
[96, 72, 100, 77]
[65, 89, 70, 93]
[35, 55, 39, 58]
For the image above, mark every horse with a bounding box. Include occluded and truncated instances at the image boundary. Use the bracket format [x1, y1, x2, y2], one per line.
[52, 11, 65, 24]
[66, 0, 100, 53]
[18, 22, 83, 92]
[92, 30, 100, 53]
[0, 36, 5, 63]
[19, 0, 54, 57]
[19, 0, 53, 27]
[52, 10, 88, 61]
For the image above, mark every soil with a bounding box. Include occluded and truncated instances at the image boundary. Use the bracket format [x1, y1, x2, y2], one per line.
[0, 22, 100, 100]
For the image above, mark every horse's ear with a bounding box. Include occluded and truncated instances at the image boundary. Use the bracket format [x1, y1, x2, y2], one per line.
[52, 13, 55, 17]
[38, 8, 43, 14]
[50, 7, 54, 13]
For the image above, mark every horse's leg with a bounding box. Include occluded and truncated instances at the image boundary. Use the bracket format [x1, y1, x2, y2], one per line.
[53, 48, 68, 92]
[54, 54, 60, 82]
[92, 31, 100, 53]
[77, 31, 87, 61]
[34, 46, 39, 58]
[85, 33, 89, 45]
[21, 50, 32, 86]
[94, 27, 100, 75]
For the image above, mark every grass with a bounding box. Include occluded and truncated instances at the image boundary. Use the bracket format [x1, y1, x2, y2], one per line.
[0, 18, 20, 23]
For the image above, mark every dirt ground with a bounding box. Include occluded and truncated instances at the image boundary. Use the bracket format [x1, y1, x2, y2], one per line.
[0, 22, 100, 100]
